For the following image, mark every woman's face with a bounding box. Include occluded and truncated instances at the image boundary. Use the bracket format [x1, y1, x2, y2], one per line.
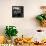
[41, 8, 46, 14]
[40, 6, 46, 14]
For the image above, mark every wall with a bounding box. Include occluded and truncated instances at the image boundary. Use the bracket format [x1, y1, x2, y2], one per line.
[0, 0, 46, 39]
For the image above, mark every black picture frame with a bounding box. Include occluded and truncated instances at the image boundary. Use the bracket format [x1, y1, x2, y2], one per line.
[12, 6, 24, 18]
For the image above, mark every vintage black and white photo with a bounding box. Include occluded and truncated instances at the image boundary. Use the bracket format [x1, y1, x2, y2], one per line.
[12, 6, 24, 18]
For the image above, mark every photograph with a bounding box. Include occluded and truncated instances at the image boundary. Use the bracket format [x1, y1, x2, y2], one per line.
[12, 6, 24, 18]
[1, 0, 46, 46]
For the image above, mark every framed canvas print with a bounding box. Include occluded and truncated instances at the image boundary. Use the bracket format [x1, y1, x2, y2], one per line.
[12, 6, 24, 18]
